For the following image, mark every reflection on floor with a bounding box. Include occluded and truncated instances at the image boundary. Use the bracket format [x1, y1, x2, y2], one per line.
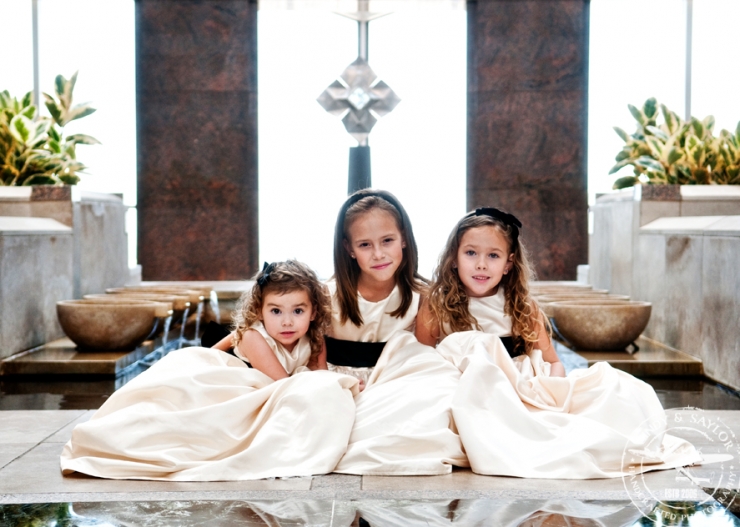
[0, 498, 738, 526]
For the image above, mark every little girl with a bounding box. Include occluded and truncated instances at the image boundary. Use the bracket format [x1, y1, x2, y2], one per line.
[327, 189, 468, 475]
[416, 207, 565, 376]
[417, 208, 701, 479]
[61, 260, 358, 481]
[213, 260, 330, 378]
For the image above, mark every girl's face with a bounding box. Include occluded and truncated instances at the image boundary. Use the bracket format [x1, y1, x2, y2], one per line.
[344, 208, 405, 287]
[455, 226, 513, 298]
[260, 289, 314, 352]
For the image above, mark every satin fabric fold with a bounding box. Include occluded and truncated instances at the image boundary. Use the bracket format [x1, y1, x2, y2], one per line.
[60, 347, 359, 481]
[334, 331, 469, 475]
[436, 331, 702, 479]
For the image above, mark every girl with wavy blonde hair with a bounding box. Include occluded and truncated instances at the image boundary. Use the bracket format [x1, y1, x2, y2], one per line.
[212, 260, 332, 378]
[416, 208, 565, 376]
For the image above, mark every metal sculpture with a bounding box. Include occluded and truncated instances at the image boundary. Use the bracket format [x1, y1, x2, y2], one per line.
[316, 0, 400, 193]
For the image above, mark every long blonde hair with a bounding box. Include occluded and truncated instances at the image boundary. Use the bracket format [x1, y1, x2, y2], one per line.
[428, 212, 545, 354]
[232, 260, 332, 360]
[333, 189, 426, 327]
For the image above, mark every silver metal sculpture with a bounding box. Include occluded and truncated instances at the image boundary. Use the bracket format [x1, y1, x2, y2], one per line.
[317, 58, 401, 145]
[316, 1, 400, 192]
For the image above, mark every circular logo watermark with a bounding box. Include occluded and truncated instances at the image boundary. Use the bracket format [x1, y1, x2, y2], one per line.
[622, 407, 738, 524]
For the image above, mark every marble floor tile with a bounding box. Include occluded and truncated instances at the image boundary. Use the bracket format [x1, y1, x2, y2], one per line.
[0, 443, 312, 499]
[0, 443, 36, 470]
[42, 410, 95, 443]
[0, 410, 84, 444]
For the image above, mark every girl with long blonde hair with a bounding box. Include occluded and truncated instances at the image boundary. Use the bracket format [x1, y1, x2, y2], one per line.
[417, 207, 565, 376]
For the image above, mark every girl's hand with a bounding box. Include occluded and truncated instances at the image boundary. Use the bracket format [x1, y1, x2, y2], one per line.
[549, 361, 566, 377]
[358, 378, 366, 392]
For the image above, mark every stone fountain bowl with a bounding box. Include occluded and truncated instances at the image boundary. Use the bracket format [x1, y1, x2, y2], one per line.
[85, 292, 191, 313]
[550, 300, 652, 351]
[57, 298, 172, 351]
[538, 293, 629, 317]
[107, 286, 204, 306]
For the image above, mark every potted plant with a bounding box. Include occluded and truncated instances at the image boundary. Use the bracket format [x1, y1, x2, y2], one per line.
[0, 72, 99, 186]
[609, 97, 740, 189]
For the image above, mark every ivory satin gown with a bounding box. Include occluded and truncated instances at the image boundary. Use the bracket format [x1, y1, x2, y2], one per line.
[60, 323, 359, 481]
[326, 281, 469, 475]
[437, 289, 702, 479]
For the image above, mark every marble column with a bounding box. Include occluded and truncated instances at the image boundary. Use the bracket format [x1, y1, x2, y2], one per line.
[467, 0, 589, 280]
[136, 0, 258, 280]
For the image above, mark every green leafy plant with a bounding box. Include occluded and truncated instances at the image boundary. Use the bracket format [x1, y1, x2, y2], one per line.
[0, 72, 99, 186]
[610, 97, 740, 189]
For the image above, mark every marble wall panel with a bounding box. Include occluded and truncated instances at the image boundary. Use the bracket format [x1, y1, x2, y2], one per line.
[662, 235, 704, 358]
[635, 234, 666, 343]
[0, 228, 73, 359]
[467, 0, 589, 280]
[701, 236, 740, 390]
[137, 0, 258, 281]
[74, 198, 129, 297]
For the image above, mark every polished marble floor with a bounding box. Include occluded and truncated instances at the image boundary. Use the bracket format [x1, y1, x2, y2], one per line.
[1, 498, 738, 526]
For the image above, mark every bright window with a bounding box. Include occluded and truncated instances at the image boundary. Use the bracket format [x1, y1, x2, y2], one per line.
[258, 2, 467, 278]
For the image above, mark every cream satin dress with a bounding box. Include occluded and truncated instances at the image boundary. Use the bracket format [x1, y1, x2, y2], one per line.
[60, 323, 359, 481]
[326, 280, 469, 475]
[437, 292, 703, 479]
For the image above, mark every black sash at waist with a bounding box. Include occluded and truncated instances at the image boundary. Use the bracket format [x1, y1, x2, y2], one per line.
[325, 336, 385, 368]
[499, 336, 524, 358]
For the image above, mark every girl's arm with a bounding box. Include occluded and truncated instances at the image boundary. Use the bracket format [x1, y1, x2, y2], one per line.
[211, 333, 234, 351]
[534, 310, 566, 377]
[415, 297, 441, 347]
[236, 330, 289, 381]
[307, 340, 328, 371]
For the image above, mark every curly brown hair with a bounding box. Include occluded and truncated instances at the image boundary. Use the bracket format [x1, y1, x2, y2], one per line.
[333, 189, 426, 327]
[232, 260, 332, 361]
[427, 213, 547, 354]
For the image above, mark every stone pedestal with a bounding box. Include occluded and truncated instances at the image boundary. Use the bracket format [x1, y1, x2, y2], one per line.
[637, 215, 740, 391]
[0, 217, 73, 359]
[466, 0, 589, 280]
[136, 0, 259, 281]
[0, 187, 129, 298]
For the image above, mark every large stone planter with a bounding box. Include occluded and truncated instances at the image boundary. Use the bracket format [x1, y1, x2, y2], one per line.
[0, 217, 73, 359]
[589, 185, 740, 297]
[0, 186, 129, 298]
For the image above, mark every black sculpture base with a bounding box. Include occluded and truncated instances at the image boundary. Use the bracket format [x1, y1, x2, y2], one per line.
[348, 145, 371, 194]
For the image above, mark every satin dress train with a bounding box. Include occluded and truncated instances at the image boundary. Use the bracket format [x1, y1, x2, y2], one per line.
[326, 281, 468, 475]
[60, 324, 359, 481]
[436, 330, 702, 479]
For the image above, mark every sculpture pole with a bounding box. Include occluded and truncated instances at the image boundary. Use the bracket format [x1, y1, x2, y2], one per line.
[350, 0, 371, 193]
[317, 0, 399, 195]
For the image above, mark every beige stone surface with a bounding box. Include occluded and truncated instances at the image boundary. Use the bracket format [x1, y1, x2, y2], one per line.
[0, 444, 37, 470]
[576, 336, 702, 376]
[0, 410, 85, 444]
[43, 411, 96, 443]
[0, 409, 737, 504]
[0, 222, 73, 359]
[0, 443, 312, 498]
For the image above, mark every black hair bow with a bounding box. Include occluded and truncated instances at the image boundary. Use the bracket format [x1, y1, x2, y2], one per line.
[473, 207, 522, 229]
[257, 262, 275, 287]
